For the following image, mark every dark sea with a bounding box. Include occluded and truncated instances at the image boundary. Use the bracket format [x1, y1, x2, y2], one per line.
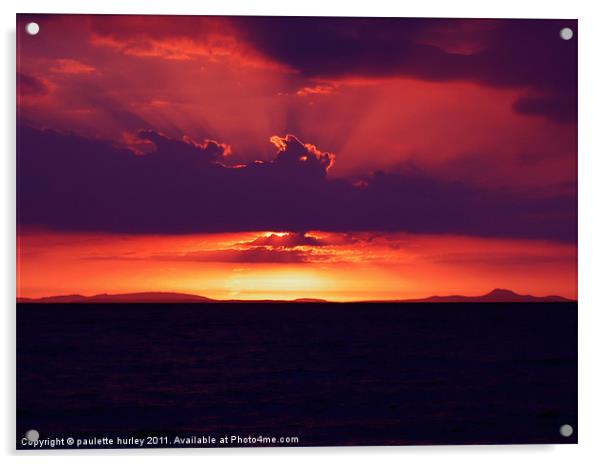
[17, 302, 577, 448]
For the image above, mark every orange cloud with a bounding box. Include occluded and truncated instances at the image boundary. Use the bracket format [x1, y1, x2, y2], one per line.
[49, 58, 96, 74]
[296, 84, 338, 97]
[89, 16, 292, 71]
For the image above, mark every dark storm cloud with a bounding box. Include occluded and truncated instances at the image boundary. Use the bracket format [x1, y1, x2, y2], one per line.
[137, 130, 232, 163]
[85, 247, 312, 264]
[17, 73, 50, 97]
[17, 125, 576, 241]
[234, 17, 577, 123]
[83, 16, 576, 123]
[245, 232, 331, 249]
[153, 247, 311, 264]
[512, 94, 577, 124]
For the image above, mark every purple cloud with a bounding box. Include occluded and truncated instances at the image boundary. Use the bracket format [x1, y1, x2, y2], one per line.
[235, 18, 577, 123]
[17, 73, 50, 97]
[17, 125, 576, 241]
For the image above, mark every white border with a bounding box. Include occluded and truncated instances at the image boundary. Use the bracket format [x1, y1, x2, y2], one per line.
[2, 1, 601, 462]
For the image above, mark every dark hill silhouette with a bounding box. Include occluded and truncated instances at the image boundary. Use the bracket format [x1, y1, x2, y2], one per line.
[17, 292, 216, 304]
[17, 289, 572, 303]
[397, 288, 572, 303]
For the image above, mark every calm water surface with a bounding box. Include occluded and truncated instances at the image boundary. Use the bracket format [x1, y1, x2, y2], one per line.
[17, 302, 577, 448]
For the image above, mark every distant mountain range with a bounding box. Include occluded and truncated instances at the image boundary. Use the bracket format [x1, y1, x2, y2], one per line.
[17, 289, 573, 303]
[17, 292, 216, 304]
[389, 288, 573, 303]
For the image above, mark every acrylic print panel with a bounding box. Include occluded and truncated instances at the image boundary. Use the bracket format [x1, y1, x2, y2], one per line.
[16, 14, 577, 449]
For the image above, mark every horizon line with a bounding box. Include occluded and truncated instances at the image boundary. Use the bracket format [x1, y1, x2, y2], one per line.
[16, 288, 576, 304]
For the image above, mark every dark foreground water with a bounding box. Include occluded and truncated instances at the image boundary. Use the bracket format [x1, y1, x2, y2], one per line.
[17, 303, 577, 448]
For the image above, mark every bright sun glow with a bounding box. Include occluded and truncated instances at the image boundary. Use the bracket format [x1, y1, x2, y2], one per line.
[225, 269, 328, 300]
[17, 230, 577, 302]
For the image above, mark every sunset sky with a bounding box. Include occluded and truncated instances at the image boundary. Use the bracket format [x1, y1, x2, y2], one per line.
[16, 15, 577, 300]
